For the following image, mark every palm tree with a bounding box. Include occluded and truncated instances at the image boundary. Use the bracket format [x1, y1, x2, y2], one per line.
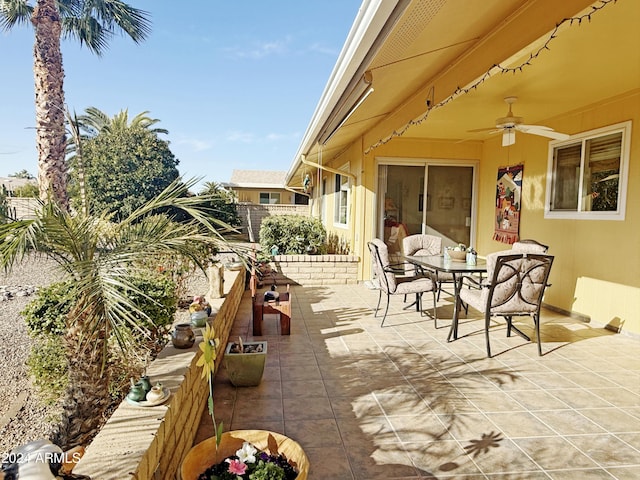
[0, 177, 238, 448]
[64, 107, 167, 216]
[77, 107, 169, 137]
[0, 0, 151, 210]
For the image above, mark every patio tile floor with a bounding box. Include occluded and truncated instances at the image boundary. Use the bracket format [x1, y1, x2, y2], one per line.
[193, 283, 640, 479]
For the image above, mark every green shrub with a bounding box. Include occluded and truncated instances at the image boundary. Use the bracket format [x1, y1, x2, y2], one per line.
[259, 215, 327, 255]
[125, 269, 178, 350]
[22, 270, 177, 338]
[22, 282, 76, 337]
[22, 268, 178, 402]
[26, 337, 69, 404]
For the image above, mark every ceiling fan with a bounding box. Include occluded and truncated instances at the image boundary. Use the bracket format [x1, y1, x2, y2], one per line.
[469, 96, 570, 146]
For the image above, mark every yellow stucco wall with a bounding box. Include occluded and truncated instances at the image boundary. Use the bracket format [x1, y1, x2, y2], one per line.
[321, 90, 640, 335]
[476, 90, 640, 334]
[232, 188, 294, 204]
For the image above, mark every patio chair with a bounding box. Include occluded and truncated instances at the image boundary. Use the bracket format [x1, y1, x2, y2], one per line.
[402, 234, 454, 301]
[368, 239, 437, 327]
[458, 252, 554, 357]
[512, 239, 549, 253]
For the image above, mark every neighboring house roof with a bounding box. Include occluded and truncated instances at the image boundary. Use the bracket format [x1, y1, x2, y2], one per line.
[223, 170, 287, 189]
[286, 0, 637, 186]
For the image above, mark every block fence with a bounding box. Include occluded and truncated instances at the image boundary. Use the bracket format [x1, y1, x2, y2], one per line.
[271, 254, 360, 286]
[74, 269, 245, 480]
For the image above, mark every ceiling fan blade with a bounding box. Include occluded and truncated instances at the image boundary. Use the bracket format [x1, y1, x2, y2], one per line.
[468, 127, 500, 133]
[502, 130, 515, 146]
[516, 124, 570, 140]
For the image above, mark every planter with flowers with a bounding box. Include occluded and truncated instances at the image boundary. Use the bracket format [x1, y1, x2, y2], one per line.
[181, 325, 309, 480]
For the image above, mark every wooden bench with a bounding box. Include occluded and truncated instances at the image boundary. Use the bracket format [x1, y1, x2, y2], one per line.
[250, 271, 292, 336]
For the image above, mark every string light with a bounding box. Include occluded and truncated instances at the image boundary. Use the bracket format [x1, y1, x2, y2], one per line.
[364, 0, 617, 154]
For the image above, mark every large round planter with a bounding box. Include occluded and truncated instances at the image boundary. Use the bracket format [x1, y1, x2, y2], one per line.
[180, 430, 309, 480]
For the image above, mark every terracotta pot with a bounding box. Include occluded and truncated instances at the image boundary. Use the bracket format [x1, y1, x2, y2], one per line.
[180, 430, 309, 480]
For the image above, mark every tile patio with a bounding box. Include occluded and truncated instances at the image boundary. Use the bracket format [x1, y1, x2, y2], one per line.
[194, 283, 640, 479]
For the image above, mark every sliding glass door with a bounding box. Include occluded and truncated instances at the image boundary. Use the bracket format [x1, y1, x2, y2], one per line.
[378, 162, 475, 254]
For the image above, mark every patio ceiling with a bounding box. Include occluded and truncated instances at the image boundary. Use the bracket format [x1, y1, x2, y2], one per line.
[287, 0, 639, 186]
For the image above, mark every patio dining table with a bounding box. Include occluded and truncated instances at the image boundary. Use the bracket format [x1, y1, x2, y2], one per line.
[404, 254, 487, 342]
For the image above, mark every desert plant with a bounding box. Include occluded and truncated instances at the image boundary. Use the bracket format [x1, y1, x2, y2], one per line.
[22, 269, 178, 406]
[0, 177, 234, 448]
[326, 232, 351, 254]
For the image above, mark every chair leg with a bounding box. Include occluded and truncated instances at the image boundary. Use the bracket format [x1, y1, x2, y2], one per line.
[506, 315, 530, 341]
[432, 288, 438, 328]
[380, 293, 391, 327]
[485, 314, 492, 358]
[535, 313, 542, 356]
[373, 290, 382, 317]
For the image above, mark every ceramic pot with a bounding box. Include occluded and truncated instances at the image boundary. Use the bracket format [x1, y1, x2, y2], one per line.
[126, 382, 146, 402]
[224, 341, 267, 387]
[180, 430, 309, 480]
[145, 384, 164, 403]
[190, 309, 208, 328]
[139, 375, 152, 394]
[171, 323, 195, 349]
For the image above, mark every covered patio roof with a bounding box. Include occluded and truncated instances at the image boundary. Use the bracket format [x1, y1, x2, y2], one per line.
[286, 0, 639, 186]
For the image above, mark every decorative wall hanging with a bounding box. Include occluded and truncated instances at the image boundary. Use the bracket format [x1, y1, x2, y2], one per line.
[303, 173, 312, 194]
[493, 164, 523, 244]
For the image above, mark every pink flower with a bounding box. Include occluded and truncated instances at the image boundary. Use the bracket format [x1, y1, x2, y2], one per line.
[226, 458, 247, 475]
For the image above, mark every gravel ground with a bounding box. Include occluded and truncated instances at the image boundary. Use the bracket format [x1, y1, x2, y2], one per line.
[0, 255, 213, 457]
[0, 255, 61, 456]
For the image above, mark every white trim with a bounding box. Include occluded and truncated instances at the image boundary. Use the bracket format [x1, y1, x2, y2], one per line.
[333, 163, 351, 228]
[544, 121, 631, 221]
[285, 1, 407, 184]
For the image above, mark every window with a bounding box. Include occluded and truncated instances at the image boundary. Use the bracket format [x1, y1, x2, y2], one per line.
[334, 170, 350, 226]
[545, 121, 630, 220]
[259, 192, 280, 204]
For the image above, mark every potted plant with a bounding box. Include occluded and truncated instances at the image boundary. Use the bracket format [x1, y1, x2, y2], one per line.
[224, 337, 267, 387]
[181, 325, 309, 480]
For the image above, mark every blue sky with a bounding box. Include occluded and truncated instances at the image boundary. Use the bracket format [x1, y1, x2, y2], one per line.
[1, 1, 361, 189]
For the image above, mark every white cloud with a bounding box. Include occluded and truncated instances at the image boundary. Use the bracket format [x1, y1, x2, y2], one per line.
[308, 42, 339, 56]
[266, 132, 299, 141]
[226, 131, 255, 143]
[174, 137, 214, 152]
[223, 36, 291, 59]
[225, 131, 299, 144]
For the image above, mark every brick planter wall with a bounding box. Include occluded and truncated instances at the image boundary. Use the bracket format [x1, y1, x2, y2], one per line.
[74, 269, 245, 480]
[271, 254, 360, 286]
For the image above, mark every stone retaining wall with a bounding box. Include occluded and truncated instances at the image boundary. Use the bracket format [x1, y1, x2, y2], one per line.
[271, 254, 360, 286]
[74, 269, 245, 480]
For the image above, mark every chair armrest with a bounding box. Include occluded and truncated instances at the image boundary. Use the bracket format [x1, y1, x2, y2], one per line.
[461, 274, 485, 290]
[383, 263, 407, 275]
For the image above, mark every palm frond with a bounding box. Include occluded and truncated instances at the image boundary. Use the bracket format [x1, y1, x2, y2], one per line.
[0, 0, 33, 31]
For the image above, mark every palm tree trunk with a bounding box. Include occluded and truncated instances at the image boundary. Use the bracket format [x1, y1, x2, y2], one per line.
[32, 0, 69, 210]
[52, 333, 112, 450]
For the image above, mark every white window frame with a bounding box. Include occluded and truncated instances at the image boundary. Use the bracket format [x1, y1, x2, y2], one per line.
[544, 121, 631, 221]
[259, 192, 280, 205]
[333, 164, 350, 228]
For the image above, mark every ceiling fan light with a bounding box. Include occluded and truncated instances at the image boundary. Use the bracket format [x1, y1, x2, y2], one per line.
[502, 129, 515, 146]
